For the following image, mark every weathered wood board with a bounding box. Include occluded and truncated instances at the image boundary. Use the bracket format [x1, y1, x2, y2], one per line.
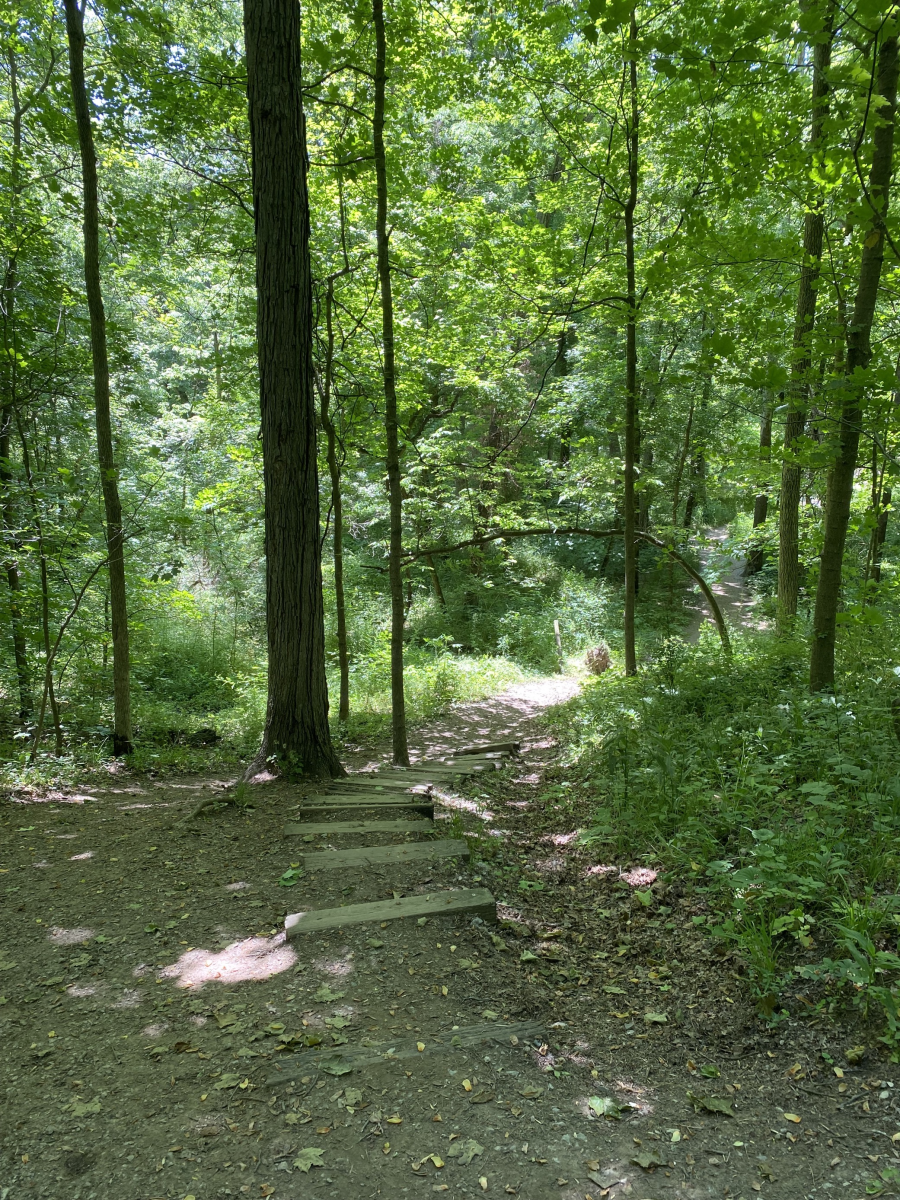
[302, 838, 469, 870]
[290, 800, 435, 818]
[284, 886, 496, 937]
[283, 819, 434, 836]
[267, 1021, 543, 1083]
[455, 740, 520, 757]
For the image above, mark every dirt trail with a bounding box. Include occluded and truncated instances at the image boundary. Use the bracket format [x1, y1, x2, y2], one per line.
[1, 676, 895, 1200]
[684, 528, 765, 643]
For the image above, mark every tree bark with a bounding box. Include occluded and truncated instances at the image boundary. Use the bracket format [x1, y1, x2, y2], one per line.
[373, 0, 409, 764]
[63, 0, 132, 755]
[778, 3, 834, 629]
[810, 31, 898, 691]
[320, 278, 350, 723]
[872, 486, 891, 583]
[1, 47, 32, 719]
[747, 394, 774, 575]
[622, 8, 639, 676]
[242, 0, 342, 776]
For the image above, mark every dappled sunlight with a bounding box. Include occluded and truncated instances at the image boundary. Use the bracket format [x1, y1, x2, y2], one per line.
[311, 950, 354, 978]
[224, 881, 252, 892]
[118, 803, 153, 811]
[66, 985, 96, 998]
[158, 932, 297, 989]
[111, 988, 143, 1009]
[442, 794, 494, 821]
[69, 851, 94, 861]
[534, 854, 566, 874]
[141, 1022, 169, 1038]
[585, 863, 617, 878]
[619, 867, 658, 887]
[49, 926, 94, 945]
[542, 830, 579, 846]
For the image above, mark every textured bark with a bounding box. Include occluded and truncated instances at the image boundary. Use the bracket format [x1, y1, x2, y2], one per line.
[622, 9, 639, 676]
[670, 396, 694, 525]
[872, 486, 891, 584]
[778, 4, 834, 629]
[243, 0, 342, 776]
[747, 395, 774, 575]
[63, 0, 132, 755]
[1, 49, 32, 718]
[810, 32, 898, 691]
[321, 279, 350, 722]
[373, 0, 409, 764]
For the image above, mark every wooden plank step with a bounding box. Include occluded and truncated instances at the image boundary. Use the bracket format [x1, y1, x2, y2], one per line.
[302, 838, 469, 871]
[456, 740, 520, 756]
[290, 800, 435, 817]
[284, 819, 433, 836]
[284, 886, 496, 937]
[268, 1021, 543, 1083]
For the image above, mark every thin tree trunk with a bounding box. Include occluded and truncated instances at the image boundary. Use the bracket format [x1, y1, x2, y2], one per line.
[622, 8, 639, 677]
[670, 396, 694, 525]
[747, 394, 774, 575]
[242, 0, 342, 776]
[16, 415, 62, 757]
[872, 486, 891, 583]
[810, 31, 898, 691]
[425, 554, 446, 606]
[778, 3, 834, 629]
[320, 278, 350, 722]
[373, 0, 409, 765]
[63, 0, 132, 755]
[1, 48, 32, 719]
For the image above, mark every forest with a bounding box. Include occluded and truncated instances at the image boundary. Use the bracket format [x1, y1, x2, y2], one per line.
[1, 0, 900, 1195]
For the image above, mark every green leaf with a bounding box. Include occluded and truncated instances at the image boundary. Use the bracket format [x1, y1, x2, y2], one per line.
[687, 1091, 734, 1117]
[293, 1148, 325, 1172]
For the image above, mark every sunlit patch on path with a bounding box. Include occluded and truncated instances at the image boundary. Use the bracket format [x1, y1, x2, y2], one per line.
[158, 933, 296, 989]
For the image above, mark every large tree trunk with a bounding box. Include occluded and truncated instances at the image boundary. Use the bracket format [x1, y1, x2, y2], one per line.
[63, 0, 132, 755]
[747, 394, 774, 575]
[622, 8, 639, 676]
[810, 31, 898, 691]
[242, 0, 342, 776]
[777, 4, 834, 630]
[320, 278, 350, 723]
[373, 0, 409, 764]
[1, 48, 32, 719]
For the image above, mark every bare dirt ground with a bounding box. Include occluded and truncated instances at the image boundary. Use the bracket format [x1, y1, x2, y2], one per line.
[1, 673, 898, 1200]
[684, 529, 765, 644]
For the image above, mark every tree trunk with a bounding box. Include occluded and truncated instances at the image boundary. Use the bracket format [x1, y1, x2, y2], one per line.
[622, 8, 639, 677]
[747, 394, 773, 575]
[63, 0, 132, 755]
[425, 553, 446, 606]
[810, 31, 898, 691]
[373, 0, 409, 764]
[872, 486, 891, 583]
[320, 278, 350, 723]
[242, 0, 342, 776]
[1, 50, 31, 719]
[670, 396, 695, 525]
[777, 3, 834, 629]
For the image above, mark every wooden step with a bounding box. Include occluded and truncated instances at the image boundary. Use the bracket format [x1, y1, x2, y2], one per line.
[302, 838, 469, 871]
[284, 819, 433, 836]
[290, 799, 435, 817]
[268, 1021, 543, 1084]
[284, 886, 496, 937]
[455, 740, 520, 757]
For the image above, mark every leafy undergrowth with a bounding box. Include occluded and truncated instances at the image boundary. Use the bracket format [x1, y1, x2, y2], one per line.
[541, 627, 900, 1049]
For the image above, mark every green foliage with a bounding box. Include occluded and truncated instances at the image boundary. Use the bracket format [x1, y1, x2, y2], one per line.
[555, 627, 900, 1038]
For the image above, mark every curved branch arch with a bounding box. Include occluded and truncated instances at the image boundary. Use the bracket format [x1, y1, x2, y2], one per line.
[404, 526, 732, 657]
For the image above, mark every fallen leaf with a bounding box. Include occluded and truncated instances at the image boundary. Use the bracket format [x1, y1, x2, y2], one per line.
[292, 1148, 324, 1173]
[313, 985, 344, 1002]
[783, 1113, 802, 1124]
[700, 1064, 720, 1078]
[479, 1176, 488, 1191]
[367, 939, 384, 949]
[603, 986, 627, 994]
[386, 1115, 403, 1124]
[587, 1095, 623, 1119]
[417, 1042, 425, 1052]
[447, 1138, 484, 1165]
[462, 1079, 473, 1092]
[469, 1090, 496, 1104]
[631, 1149, 665, 1169]
[324, 1016, 350, 1030]
[68, 1099, 102, 1116]
[644, 1011, 667, 1024]
[213, 1074, 242, 1090]
[318, 1058, 352, 1077]
[686, 1092, 734, 1117]
[482, 1010, 499, 1020]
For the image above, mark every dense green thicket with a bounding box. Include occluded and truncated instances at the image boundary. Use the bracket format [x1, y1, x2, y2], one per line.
[553, 623, 900, 1040]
